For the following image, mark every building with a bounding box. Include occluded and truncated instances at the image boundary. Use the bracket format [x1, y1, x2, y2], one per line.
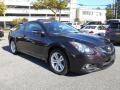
[77, 8, 106, 24]
[0, 0, 78, 28]
[0, 0, 106, 28]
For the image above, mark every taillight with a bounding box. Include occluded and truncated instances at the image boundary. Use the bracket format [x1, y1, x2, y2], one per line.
[89, 31, 94, 34]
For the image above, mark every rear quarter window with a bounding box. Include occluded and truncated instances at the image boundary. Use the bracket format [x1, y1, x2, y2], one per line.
[110, 23, 120, 29]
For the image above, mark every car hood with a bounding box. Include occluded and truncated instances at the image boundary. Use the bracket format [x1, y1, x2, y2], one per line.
[61, 33, 110, 47]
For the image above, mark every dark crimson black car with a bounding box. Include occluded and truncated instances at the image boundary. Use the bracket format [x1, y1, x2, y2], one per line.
[8, 20, 115, 75]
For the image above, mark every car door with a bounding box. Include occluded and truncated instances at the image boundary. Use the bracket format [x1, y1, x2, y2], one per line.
[97, 26, 106, 36]
[15, 24, 27, 52]
[24, 21, 47, 60]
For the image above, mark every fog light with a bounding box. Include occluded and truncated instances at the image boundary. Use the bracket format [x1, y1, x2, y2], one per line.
[82, 64, 99, 72]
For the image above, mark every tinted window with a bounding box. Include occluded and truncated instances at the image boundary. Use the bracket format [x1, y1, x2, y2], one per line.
[110, 23, 120, 29]
[106, 20, 119, 25]
[16, 24, 25, 31]
[45, 21, 79, 34]
[88, 22, 102, 25]
[66, 23, 72, 26]
[84, 26, 96, 29]
[98, 26, 106, 30]
[25, 22, 43, 32]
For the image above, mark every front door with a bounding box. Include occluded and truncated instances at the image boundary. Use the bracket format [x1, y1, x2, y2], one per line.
[24, 21, 47, 60]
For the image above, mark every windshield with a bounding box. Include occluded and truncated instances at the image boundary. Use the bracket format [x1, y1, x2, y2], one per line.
[45, 21, 80, 34]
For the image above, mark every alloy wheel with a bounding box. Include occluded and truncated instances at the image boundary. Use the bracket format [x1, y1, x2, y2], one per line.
[10, 41, 16, 54]
[51, 52, 65, 72]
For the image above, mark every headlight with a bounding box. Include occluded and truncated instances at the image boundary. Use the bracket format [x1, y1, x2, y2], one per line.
[70, 41, 94, 54]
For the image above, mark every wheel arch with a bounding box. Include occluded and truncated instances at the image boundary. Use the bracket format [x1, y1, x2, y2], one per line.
[47, 44, 70, 66]
[9, 36, 16, 44]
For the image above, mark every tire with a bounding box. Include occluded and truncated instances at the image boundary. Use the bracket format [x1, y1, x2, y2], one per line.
[49, 49, 69, 75]
[10, 40, 18, 54]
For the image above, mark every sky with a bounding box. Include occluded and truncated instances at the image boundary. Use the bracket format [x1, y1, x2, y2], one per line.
[77, 0, 114, 9]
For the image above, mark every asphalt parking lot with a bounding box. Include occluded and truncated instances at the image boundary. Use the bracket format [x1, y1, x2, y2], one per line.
[0, 32, 120, 90]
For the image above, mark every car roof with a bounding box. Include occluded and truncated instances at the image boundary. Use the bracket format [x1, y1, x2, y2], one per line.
[36, 19, 57, 23]
[107, 19, 120, 21]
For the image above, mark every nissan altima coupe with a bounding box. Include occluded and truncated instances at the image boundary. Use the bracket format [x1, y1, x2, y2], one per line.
[8, 20, 115, 75]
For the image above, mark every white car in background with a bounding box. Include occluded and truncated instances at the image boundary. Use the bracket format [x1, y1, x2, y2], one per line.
[66, 22, 81, 30]
[80, 25, 107, 37]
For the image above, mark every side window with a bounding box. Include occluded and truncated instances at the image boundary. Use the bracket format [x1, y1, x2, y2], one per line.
[19, 25, 24, 31]
[98, 26, 106, 30]
[14, 24, 25, 33]
[15, 24, 24, 31]
[25, 22, 43, 32]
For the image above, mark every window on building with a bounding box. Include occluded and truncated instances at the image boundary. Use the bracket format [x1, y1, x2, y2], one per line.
[83, 11, 93, 15]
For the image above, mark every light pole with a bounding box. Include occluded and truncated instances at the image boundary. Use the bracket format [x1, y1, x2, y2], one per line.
[28, 0, 31, 21]
[4, 12, 6, 29]
[113, 0, 115, 18]
[115, 0, 117, 19]
[114, 0, 118, 19]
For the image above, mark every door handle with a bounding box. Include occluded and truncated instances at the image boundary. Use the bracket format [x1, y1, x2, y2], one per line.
[24, 37, 35, 44]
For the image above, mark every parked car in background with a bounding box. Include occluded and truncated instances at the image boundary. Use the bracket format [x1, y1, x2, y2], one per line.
[80, 21, 102, 29]
[9, 20, 115, 75]
[106, 22, 120, 43]
[66, 22, 81, 30]
[0, 27, 4, 38]
[80, 25, 107, 37]
[106, 19, 120, 25]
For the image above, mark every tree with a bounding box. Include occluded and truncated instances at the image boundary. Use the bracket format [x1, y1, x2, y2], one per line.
[32, 0, 68, 20]
[106, 4, 113, 20]
[11, 18, 28, 27]
[0, 1, 7, 15]
[106, 8, 113, 20]
[117, 0, 120, 18]
[74, 18, 80, 22]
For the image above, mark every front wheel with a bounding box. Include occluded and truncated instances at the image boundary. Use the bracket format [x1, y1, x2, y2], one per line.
[49, 49, 69, 75]
[10, 40, 18, 54]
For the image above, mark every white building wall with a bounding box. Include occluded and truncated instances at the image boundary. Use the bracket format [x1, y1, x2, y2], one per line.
[2, 8, 69, 22]
[1, 0, 72, 23]
[69, 0, 77, 22]
[79, 8, 106, 23]
[0, 0, 106, 27]
[4, 0, 33, 6]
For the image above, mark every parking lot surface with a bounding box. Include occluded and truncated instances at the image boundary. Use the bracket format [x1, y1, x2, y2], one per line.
[0, 32, 120, 90]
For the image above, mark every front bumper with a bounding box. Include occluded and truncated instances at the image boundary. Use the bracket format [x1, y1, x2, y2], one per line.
[67, 44, 115, 73]
[80, 54, 115, 73]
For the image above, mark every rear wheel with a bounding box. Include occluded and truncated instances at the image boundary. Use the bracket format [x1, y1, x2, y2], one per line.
[10, 40, 18, 54]
[49, 49, 69, 75]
